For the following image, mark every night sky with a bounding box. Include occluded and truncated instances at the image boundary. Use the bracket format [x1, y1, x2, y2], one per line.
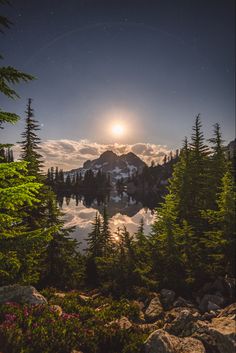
[1, 0, 235, 165]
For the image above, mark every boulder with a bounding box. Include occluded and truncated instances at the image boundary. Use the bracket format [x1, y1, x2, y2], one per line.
[107, 316, 132, 330]
[144, 329, 206, 353]
[78, 294, 90, 302]
[173, 296, 194, 308]
[160, 289, 175, 309]
[145, 296, 164, 322]
[164, 309, 199, 337]
[165, 306, 200, 324]
[207, 301, 221, 311]
[116, 316, 132, 330]
[138, 321, 163, 332]
[0, 285, 47, 305]
[50, 305, 63, 316]
[199, 294, 224, 313]
[218, 303, 236, 319]
[54, 292, 66, 298]
[133, 300, 145, 311]
[201, 311, 218, 321]
[194, 317, 236, 353]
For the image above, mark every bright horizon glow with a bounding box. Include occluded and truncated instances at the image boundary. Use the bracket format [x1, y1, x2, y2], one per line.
[111, 123, 125, 137]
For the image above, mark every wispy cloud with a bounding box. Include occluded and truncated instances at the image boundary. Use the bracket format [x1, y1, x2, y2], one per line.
[14, 139, 170, 171]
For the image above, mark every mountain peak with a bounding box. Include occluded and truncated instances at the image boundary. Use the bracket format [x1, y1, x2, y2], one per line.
[68, 150, 147, 182]
[100, 150, 117, 159]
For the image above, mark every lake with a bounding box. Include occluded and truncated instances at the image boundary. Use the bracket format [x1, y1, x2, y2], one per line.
[58, 190, 160, 249]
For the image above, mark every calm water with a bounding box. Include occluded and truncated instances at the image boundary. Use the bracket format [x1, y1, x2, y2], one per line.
[59, 191, 159, 248]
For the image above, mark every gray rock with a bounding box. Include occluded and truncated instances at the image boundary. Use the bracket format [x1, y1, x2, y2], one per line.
[199, 294, 224, 313]
[173, 296, 194, 308]
[194, 317, 236, 353]
[218, 303, 236, 319]
[107, 316, 132, 330]
[0, 285, 47, 305]
[165, 306, 200, 324]
[201, 311, 218, 321]
[138, 321, 163, 332]
[145, 296, 164, 322]
[116, 316, 132, 330]
[54, 292, 66, 298]
[144, 329, 206, 353]
[207, 301, 221, 312]
[50, 305, 63, 316]
[164, 309, 199, 337]
[160, 289, 175, 309]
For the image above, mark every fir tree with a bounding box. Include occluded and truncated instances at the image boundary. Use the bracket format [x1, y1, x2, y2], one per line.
[101, 207, 112, 256]
[40, 196, 84, 289]
[85, 213, 102, 287]
[19, 98, 43, 178]
[86, 212, 102, 257]
[202, 171, 236, 277]
[0, 5, 52, 284]
[208, 123, 229, 209]
[188, 114, 210, 227]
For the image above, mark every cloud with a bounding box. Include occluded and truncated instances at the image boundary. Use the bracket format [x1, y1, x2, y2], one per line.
[13, 139, 170, 171]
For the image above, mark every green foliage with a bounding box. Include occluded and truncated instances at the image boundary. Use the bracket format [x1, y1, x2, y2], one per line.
[0, 66, 34, 99]
[0, 8, 55, 286]
[151, 116, 235, 290]
[201, 171, 236, 277]
[86, 212, 103, 258]
[19, 98, 44, 178]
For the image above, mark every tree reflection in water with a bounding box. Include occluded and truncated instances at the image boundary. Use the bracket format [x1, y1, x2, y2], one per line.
[57, 190, 161, 249]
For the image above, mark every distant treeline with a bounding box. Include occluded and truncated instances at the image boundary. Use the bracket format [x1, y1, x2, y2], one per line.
[46, 167, 111, 193]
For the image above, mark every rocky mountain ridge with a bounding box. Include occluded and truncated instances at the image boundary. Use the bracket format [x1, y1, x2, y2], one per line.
[66, 150, 146, 182]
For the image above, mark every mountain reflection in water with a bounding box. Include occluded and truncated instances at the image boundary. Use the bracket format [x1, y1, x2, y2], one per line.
[58, 191, 160, 249]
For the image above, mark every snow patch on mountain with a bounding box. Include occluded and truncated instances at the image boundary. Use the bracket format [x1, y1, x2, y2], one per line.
[66, 150, 146, 182]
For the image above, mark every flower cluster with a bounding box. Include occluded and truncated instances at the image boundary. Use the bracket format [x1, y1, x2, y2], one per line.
[0, 290, 146, 353]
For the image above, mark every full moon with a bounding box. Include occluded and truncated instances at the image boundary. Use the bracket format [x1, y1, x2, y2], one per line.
[111, 124, 125, 137]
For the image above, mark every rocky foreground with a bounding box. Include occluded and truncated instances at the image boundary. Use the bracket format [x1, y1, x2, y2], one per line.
[0, 279, 235, 353]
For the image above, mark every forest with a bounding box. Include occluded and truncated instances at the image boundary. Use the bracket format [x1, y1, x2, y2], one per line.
[0, 2, 235, 353]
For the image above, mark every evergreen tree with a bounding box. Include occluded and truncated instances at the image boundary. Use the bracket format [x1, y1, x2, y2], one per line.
[133, 218, 155, 289]
[0, 5, 53, 284]
[86, 212, 102, 257]
[101, 207, 112, 256]
[151, 193, 184, 290]
[19, 98, 43, 178]
[208, 123, 229, 209]
[202, 171, 236, 277]
[40, 196, 84, 289]
[188, 114, 210, 227]
[85, 213, 102, 287]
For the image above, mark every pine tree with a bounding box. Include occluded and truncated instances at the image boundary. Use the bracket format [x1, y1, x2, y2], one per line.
[86, 212, 102, 257]
[133, 218, 155, 289]
[208, 123, 229, 209]
[19, 98, 43, 178]
[151, 193, 184, 290]
[0, 5, 52, 284]
[85, 213, 102, 287]
[202, 171, 236, 277]
[40, 196, 84, 289]
[188, 115, 210, 227]
[135, 217, 145, 243]
[101, 207, 112, 256]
